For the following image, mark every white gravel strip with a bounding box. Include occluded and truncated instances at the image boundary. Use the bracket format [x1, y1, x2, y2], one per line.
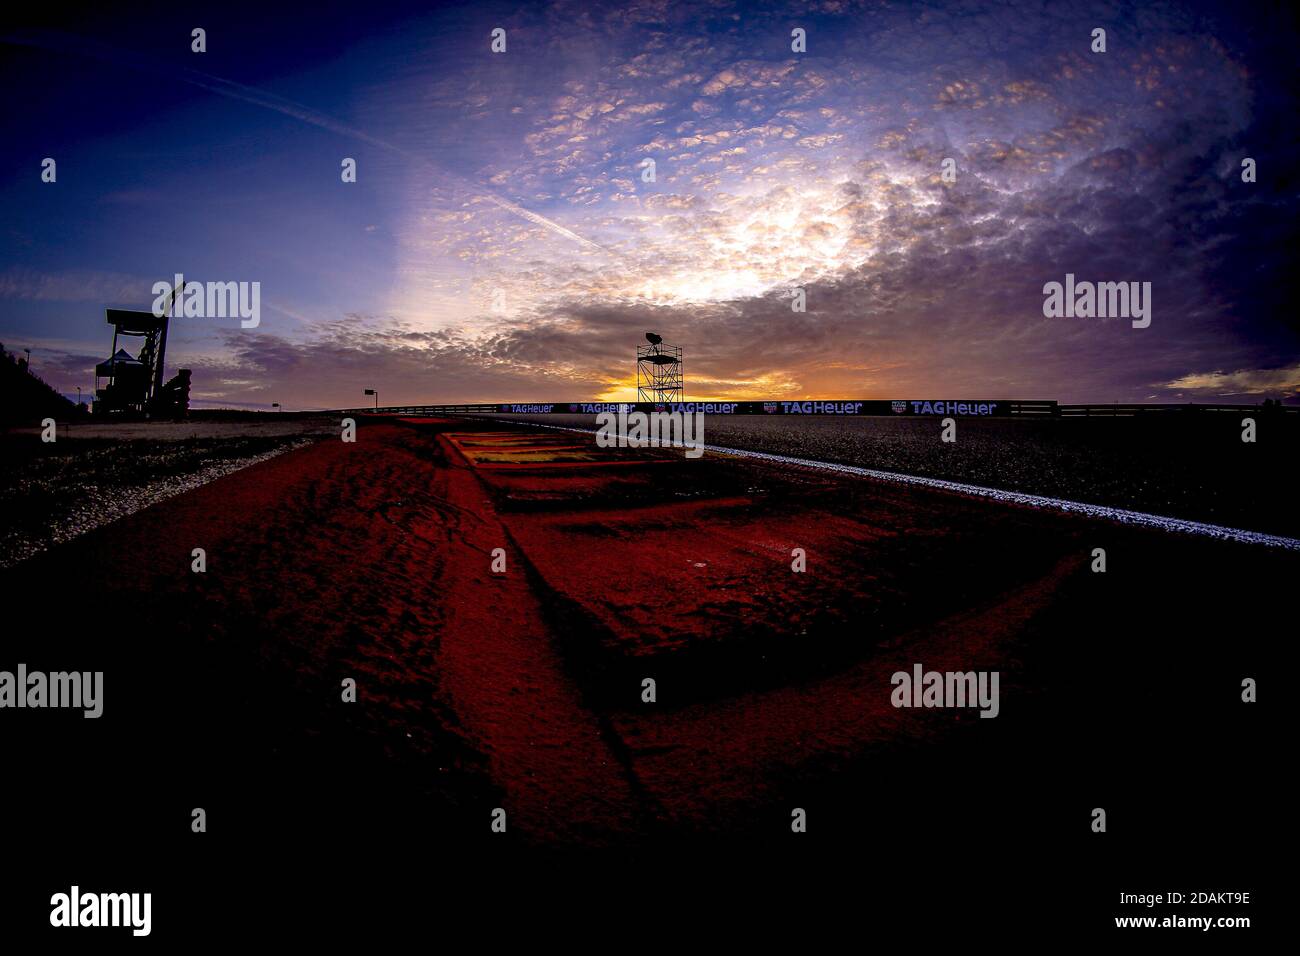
[485, 417, 1300, 551]
[0, 438, 316, 569]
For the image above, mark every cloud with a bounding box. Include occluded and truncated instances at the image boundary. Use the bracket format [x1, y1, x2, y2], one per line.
[0, 268, 151, 304]
[1160, 365, 1300, 399]
[5, 0, 1297, 407]
[159, 0, 1300, 406]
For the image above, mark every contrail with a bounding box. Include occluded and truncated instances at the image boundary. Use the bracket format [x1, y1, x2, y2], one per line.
[482, 195, 605, 252]
[2, 29, 612, 254]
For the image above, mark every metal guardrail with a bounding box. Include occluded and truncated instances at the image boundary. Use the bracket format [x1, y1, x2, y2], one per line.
[335, 400, 1296, 419]
[338, 399, 1048, 417]
[1056, 403, 1297, 417]
[1007, 401, 1057, 416]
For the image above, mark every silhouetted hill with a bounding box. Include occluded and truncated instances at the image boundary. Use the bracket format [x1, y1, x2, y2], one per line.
[0, 346, 77, 426]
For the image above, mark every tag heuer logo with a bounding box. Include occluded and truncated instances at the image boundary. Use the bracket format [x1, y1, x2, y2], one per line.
[891, 401, 908, 414]
[763, 403, 778, 413]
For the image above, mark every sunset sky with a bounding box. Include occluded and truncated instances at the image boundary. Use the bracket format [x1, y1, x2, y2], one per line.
[2, 0, 1298, 408]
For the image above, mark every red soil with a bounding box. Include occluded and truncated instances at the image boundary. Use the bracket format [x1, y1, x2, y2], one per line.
[9, 416, 1284, 845]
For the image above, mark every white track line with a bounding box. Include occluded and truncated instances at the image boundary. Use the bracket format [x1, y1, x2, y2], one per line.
[480, 417, 1300, 551]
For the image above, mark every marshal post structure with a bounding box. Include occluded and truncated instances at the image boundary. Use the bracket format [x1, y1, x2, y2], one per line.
[637, 332, 684, 404]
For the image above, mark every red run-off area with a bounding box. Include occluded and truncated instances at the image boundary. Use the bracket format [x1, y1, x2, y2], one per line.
[3, 416, 1284, 928]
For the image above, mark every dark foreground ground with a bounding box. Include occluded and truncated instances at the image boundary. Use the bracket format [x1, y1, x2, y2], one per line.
[1, 415, 1285, 939]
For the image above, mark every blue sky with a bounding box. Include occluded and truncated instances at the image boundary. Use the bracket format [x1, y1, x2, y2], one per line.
[2, 0, 1298, 407]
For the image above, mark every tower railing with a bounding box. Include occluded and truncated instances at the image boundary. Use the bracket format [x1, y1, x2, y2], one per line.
[636, 343, 683, 403]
